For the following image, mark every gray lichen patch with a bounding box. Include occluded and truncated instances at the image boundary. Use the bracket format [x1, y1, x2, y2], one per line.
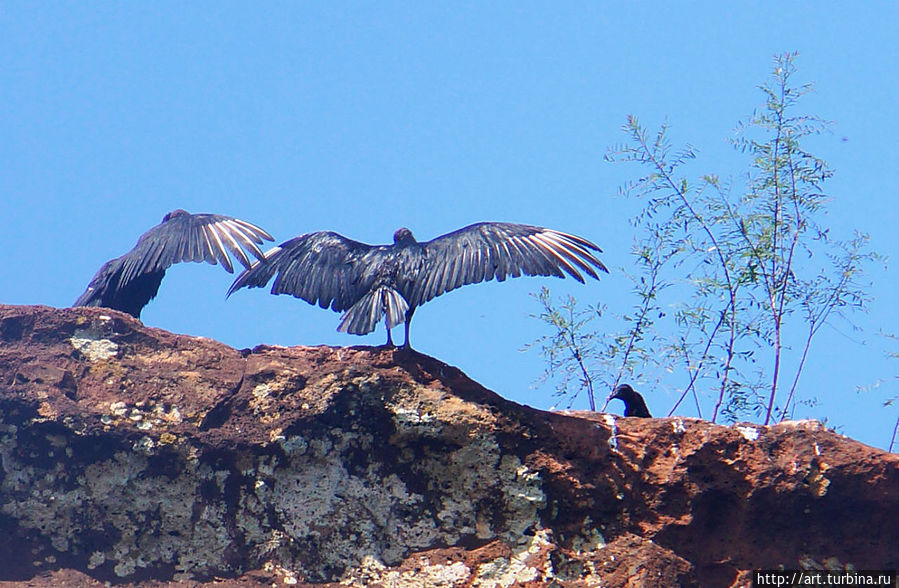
[1, 433, 240, 580]
[268, 430, 438, 577]
[474, 529, 555, 586]
[569, 518, 606, 554]
[385, 384, 499, 444]
[70, 328, 119, 361]
[100, 400, 183, 431]
[341, 555, 471, 587]
[250, 383, 281, 423]
[406, 429, 546, 547]
[500, 457, 546, 538]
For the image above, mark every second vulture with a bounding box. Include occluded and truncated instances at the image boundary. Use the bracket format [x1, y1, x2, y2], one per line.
[229, 222, 608, 348]
[74, 209, 274, 318]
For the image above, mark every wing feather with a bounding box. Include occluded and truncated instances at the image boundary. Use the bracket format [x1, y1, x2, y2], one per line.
[228, 231, 396, 313]
[522, 234, 567, 279]
[409, 222, 607, 307]
[219, 220, 254, 268]
[73, 210, 273, 317]
[536, 232, 602, 281]
[205, 222, 235, 272]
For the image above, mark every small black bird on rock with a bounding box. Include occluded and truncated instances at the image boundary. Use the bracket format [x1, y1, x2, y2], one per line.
[74, 210, 274, 318]
[607, 384, 652, 418]
[228, 222, 608, 348]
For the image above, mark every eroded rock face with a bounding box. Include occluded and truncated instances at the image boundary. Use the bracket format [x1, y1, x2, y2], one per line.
[0, 304, 896, 587]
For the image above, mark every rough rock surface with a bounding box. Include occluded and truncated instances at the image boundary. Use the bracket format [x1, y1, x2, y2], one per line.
[0, 304, 896, 587]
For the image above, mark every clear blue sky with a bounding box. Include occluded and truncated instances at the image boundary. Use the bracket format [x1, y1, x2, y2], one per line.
[2, 3, 896, 449]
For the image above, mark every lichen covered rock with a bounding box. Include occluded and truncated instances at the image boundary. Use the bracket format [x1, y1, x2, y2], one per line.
[0, 304, 896, 587]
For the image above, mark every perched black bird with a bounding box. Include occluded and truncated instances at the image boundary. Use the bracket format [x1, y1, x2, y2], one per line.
[607, 384, 652, 418]
[229, 222, 608, 348]
[74, 209, 274, 318]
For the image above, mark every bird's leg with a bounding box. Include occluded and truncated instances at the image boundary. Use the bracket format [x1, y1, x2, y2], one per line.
[402, 307, 415, 349]
[385, 318, 395, 348]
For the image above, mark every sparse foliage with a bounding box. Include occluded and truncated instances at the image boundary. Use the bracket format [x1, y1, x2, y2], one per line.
[531, 53, 879, 424]
[872, 332, 899, 452]
[526, 288, 601, 410]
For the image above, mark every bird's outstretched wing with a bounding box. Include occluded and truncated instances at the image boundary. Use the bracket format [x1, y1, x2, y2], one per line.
[408, 222, 608, 307]
[74, 211, 274, 314]
[126, 212, 274, 275]
[228, 231, 392, 313]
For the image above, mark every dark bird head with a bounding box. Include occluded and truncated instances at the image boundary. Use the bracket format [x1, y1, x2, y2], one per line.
[393, 227, 416, 245]
[162, 209, 191, 223]
[608, 384, 652, 418]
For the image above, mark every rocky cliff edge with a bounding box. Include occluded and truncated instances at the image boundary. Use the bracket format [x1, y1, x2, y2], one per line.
[0, 304, 896, 587]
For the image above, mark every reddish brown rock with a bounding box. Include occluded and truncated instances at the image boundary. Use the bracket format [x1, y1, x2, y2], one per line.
[0, 304, 896, 587]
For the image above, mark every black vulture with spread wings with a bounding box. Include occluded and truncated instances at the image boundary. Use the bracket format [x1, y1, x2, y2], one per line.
[74, 209, 274, 318]
[229, 222, 608, 348]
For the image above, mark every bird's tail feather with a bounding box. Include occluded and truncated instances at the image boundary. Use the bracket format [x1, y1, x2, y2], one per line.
[338, 287, 409, 335]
